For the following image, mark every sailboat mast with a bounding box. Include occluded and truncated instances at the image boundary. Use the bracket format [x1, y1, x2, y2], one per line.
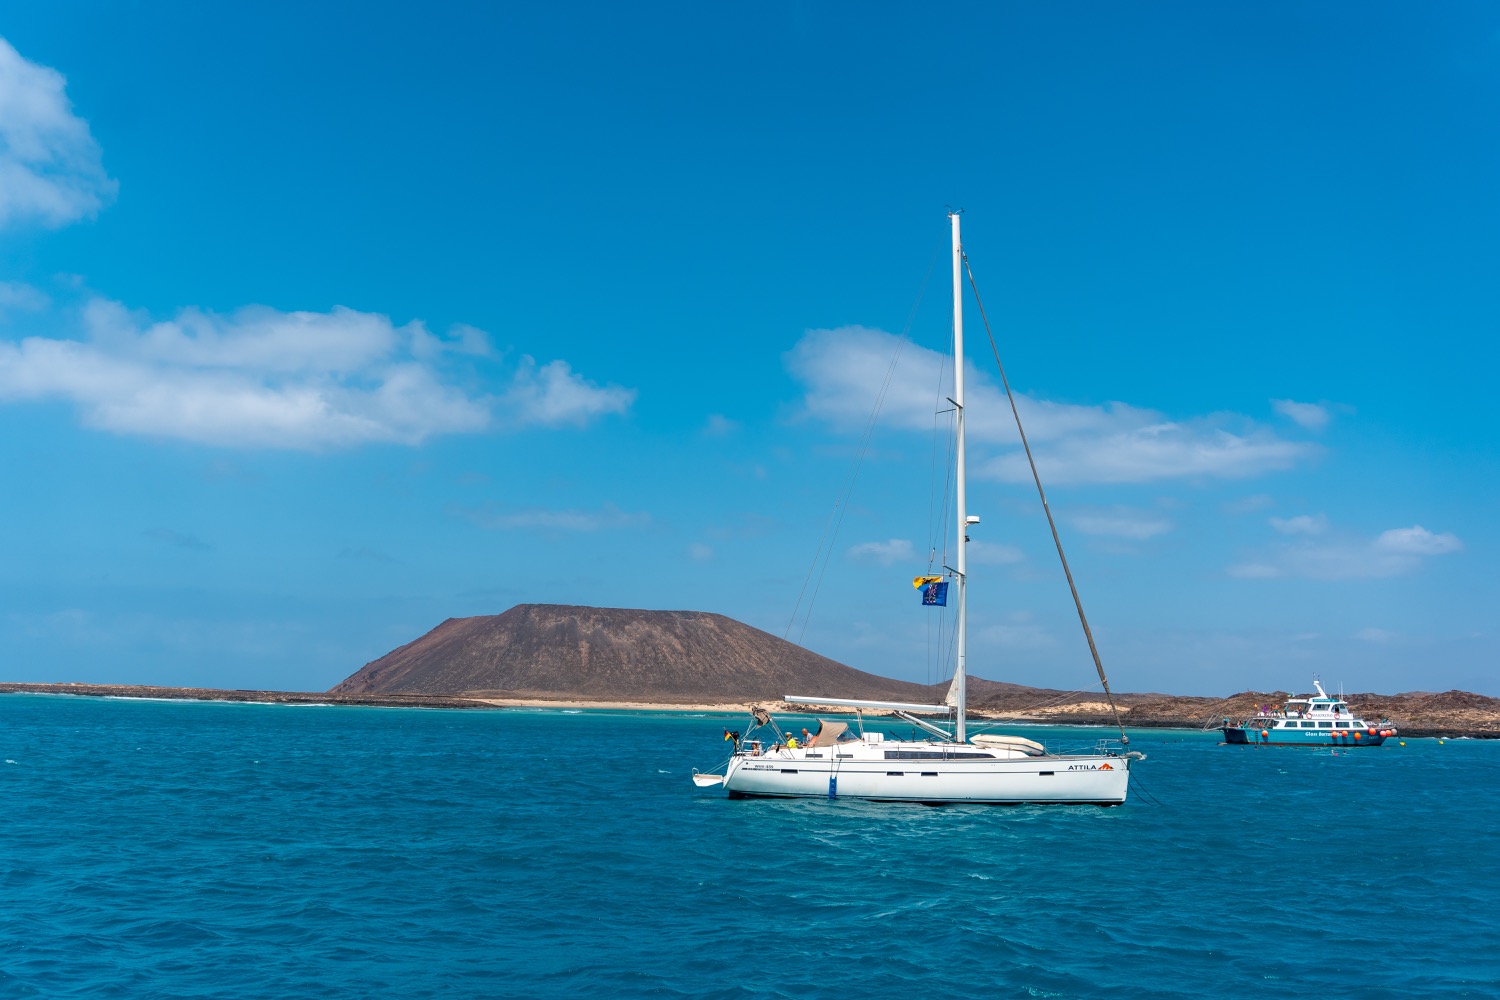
[950, 211, 968, 744]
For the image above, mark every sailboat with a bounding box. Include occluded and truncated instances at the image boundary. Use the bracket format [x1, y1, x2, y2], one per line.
[692, 213, 1136, 805]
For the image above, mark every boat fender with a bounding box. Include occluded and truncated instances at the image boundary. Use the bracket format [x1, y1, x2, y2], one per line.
[1261, 730, 1269, 739]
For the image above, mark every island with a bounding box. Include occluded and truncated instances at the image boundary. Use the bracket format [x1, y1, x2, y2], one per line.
[4, 603, 1497, 738]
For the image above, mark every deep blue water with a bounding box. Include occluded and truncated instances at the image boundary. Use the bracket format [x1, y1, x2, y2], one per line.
[2, 694, 1496, 999]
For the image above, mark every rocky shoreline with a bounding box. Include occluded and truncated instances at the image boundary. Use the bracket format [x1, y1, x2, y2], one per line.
[962, 687, 1500, 739]
[3, 681, 1497, 738]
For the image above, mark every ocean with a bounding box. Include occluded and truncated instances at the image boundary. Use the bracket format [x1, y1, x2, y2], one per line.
[2, 694, 1495, 999]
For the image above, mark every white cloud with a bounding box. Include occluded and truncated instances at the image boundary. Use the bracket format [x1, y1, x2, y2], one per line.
[0, 296, 634, 448]
[1269, 514, 1327, 535]
[1069, 508, 1172, 540]
[687, 542, 714, 562]
[787, 326, 1316, 486]
[1374, 525, 1463, 556]
[1353, 628, 1395, 642]
[411, 322, 493, 361]
[457, 503, 650, 532]
[847, 538, 916, 565]
[502, 356, 636, 428]
[1230, 523, 1463, 580]
[0, 37, 116, 229]
[1272, 398, 1331, 431]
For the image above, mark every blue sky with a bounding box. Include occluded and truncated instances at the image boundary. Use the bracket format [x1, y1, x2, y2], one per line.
[0, 2, 1494, 697]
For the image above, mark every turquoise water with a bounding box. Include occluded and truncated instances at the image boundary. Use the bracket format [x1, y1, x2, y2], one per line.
[2, 694, 1496, 999]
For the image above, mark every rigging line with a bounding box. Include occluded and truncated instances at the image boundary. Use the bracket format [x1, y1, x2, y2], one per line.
[961, 252, 1130, 748]
[783, 499, 839, 639]
[787, 236, 944, 644]
[796, 341, 899, 644]
[927, 405, 956, 682]
[927, 356, 953, 570]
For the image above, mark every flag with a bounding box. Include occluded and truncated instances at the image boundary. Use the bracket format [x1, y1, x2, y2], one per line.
[912, 574, 944, 589]
[921, 581, 949, 606]
[723, 729, 740, 742]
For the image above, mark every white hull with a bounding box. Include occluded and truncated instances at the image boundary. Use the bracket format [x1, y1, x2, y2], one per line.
[721, 739, 1129, 805]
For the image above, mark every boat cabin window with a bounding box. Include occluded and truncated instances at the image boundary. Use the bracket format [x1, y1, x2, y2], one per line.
[1335, 722, 1351, 729]
[1301, 721, 1315, 728]
[1317, 721, 1333, 728]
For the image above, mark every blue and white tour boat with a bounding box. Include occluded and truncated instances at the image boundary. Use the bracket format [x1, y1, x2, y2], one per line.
[1221, 680, 1397, 747]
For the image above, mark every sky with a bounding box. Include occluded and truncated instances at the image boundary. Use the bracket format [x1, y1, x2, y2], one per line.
[0, 2, 1495, 697]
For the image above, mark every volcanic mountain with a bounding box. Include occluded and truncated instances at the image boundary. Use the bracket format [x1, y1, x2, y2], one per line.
[330, 603, 941, 703]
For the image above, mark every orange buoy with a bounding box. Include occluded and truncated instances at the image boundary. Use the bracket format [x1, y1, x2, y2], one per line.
[1262, 730, 1269, 738]
[1354, 732, 1361, 739]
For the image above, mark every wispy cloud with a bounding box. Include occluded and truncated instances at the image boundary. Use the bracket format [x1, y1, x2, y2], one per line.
[0, 296, 634, 448]
[1229, 524, 1463, 580]
[703, 413, 739, 436]
[847, 538, 916, 565]
[967, 540, 1024, 565]
[0, 37, 117, 229]
[1353, 627, 1395, 642]
[456, 502, 650, 533]
[1223, 494, 1273, 515]
[1271, 398, 1331, 431]
[0, 281, 49, 313]
[787, 326, 1316, 486]
[1069, 508, 1173, 540]
[687, 542, 714, 562]
[1269, 514, 1327, 535]
[974, 612, 1056, 650]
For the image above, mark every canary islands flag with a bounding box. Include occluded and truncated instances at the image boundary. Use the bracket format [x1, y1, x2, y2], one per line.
[921, 581, 949, 606]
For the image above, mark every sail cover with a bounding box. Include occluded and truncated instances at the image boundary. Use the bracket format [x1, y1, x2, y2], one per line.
[803, 720, 848, 747]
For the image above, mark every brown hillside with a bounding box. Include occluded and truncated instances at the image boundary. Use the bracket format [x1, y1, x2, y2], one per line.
[331, 603, 942, 704]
